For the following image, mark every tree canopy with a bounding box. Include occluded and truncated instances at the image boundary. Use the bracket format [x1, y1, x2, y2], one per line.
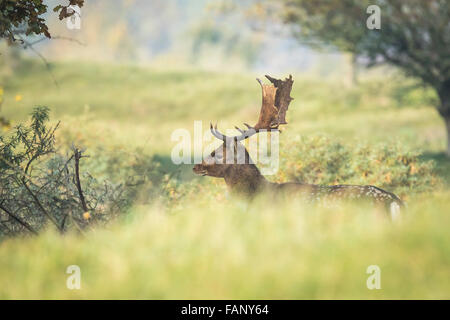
[280, 0, 450, 155]
[0, 0, 84, 42]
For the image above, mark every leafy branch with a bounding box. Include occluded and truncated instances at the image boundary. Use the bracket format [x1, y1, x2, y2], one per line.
[0, 107, 128, 237]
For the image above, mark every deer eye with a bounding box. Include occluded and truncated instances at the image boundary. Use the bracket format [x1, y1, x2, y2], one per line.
[211, 151, 215, 157]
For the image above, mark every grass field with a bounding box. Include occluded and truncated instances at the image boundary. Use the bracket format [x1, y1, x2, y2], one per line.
[0, 60, 449, 299]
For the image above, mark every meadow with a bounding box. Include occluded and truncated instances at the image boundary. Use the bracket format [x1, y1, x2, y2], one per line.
[0, 60, 449, 299]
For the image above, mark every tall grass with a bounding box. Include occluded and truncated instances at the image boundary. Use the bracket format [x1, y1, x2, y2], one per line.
[1, 195, 449, 299]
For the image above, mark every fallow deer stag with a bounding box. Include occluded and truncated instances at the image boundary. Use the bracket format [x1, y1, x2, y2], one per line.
[193, 75, 404, 219]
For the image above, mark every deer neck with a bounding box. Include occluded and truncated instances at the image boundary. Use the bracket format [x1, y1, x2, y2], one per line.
[223, 164, 269, 197]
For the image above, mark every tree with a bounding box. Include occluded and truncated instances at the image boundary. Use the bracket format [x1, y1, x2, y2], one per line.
[279, 0, 450, 156]
[0, 0, 84, 42]
[0, 1, 86, 125]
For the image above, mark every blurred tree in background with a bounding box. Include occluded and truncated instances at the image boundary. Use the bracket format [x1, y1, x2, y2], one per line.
[278, 0, 450, 156]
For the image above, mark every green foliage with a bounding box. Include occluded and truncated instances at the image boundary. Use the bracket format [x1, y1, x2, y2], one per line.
[0, 0, 50, 40]
[280, 0, 450, 157]
[279, 135, 440, 198]
[0, 107, 128, 237]
[1, 194, 450, 299]
[0, 0, 84, 41]
[281, 0, 450, 87]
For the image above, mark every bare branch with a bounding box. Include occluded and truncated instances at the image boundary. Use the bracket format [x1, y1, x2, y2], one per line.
[17, 35, 59, 88]
[21, 178, 63, 232]
[73, 147, 89, 213]
[0, 202, 38, 235]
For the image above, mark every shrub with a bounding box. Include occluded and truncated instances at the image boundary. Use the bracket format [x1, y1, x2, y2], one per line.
[0, 107, 128, 237]
[278, 135, 440, 199]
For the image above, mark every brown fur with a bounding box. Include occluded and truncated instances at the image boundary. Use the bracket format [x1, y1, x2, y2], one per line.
[194, 74, 403, 218]
[193, 142, 404, 211]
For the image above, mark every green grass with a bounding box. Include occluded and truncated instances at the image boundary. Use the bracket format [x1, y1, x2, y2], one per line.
[0, 60, 449, 299]
[1, 196, 449, 299]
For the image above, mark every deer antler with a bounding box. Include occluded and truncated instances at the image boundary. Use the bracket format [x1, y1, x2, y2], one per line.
[212, 75, 294, 142]
[256, 74, 294, 129]
[210, 122, 256, 142]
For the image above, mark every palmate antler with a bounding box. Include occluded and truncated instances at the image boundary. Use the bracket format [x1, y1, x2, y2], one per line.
[211, 75, 294, 142]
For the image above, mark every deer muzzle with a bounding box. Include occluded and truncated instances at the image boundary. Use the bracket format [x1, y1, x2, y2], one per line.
[193, 164, 207, 176]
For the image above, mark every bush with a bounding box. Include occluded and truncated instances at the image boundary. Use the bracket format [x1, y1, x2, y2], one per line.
[278, 135, 440, 199]
[0, 107, 129, 237]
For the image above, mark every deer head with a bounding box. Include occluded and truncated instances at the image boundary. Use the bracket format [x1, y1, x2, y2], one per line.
[193, 124, 257, 178]
[193, 75, 294, 193]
